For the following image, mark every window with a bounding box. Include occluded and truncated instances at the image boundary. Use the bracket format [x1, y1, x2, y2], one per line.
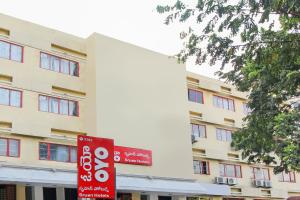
[40, 52, 79, 76]
[191, 124, 206, 138]
[251, 167, 270, 180]
[39, 143, 77, 163]
[188, 89, 204, 104]
[279, 172, 296, 182]
[0, 88, 22, 107]
[0, 40, 23, 62]
[213, 95, 235, 111]
[39, 95, 79, 116]
[243, 103, 251, 115]
[0, 138, 20, 157]
[193, 160, 210, 174]
[216, 128, 232, 142]
[219, 163, 242, 178]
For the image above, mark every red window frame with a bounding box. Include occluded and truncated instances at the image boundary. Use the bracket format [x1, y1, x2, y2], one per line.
[193, 160, 210, 175]
[0, 39, 24, 63]
[0, 137, 21, 157]
[188, 89, 204, 104]
[279, 171, 296, 183]
[0, 87, 23, 108]
[191, 123, 207, 138]
[39, 142, 77, 163]
[251, 167, 270, 180]
[220, 163, 242, 178]
[38, 95, 79, 117]
[216, 128, 233, 142]
[39, 52, 80, 77]
[213, 95, 235, 111]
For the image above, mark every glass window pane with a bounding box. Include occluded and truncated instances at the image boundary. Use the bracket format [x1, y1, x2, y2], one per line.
[199, 125, 206, 138]
[10, 90, 21, 107]
[61, 59, 69, 74]
[217, 97, 223, 108]
[193, 161, 200, 174]
[229, 100, 234, 111]
[226, 130, 232, 141]
[0, 139, 7, 156]
[39, 143, 48, 160]
[39, 96, 48, 112]
[196, 91, 203, 103]
[262, 169, 269, 180]
[213, 96, 218, 107]
[223, 99, 229, 110]
[0, 41, 10, 59]
[191, 124, 199, 138]
[70, 61, 79, 76]
[70, 147, 77, 163]
[188, 89, 196, 102]
[221, 130, 227, 141]
[40, 53, 50, 69]
[68, 101, 78, 116]
[50, 56, 60, 72]
[235, 166, 241, 178]
[216, 129, 222, 141]
[0, 88, 9, 105]
[219, 164, 225, 176]
[202, 162, 207, 174]
[49, 97, 59, 113]
[283, 172, 291, 182]
[50, 144, 68, 162]
[8, 139, 19, 157]
[226, 165, 235, 177]
[60, 99, 69, 115]
[10, 45, 22, 62]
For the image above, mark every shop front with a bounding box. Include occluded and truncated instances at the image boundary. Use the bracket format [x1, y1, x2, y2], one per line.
[0, 164, 230, 200]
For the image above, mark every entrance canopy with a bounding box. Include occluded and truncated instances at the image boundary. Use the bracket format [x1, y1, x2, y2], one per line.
[0, 164, 230, 196]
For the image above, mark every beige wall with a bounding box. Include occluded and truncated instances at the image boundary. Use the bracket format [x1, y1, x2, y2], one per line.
[187, 72, 300, 199]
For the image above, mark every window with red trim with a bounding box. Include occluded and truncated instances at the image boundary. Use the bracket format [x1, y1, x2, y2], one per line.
[0, 87, 22, 107]
[193, 160, 209, 174]
[219, 163, 242, 178]
[188, 89, 203, 104]
[216, 128, 232, 142]
[39, 95, 79, 116]
[0, 138, 20, 157]
[279, 171, 296, 182]
[213, 95, 235, 111]
[251, 167, 270, 180]
[0, 40, 23, 62]
[40, 52, 79, 76]
[191, 123, 206, 138]
[39, 143, 77, 163]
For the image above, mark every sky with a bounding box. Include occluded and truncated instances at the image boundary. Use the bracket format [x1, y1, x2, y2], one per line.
[1, 0, 222, 79]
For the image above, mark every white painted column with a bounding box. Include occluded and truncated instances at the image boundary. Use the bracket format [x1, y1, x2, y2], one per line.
[149, 193, 158, 200]
[56, 187, 65, 200]
[32, 186, 43, 200]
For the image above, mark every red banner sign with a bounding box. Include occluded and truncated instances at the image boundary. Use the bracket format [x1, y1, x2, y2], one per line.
[114, 146, 152, 166]
[77, 135, 115, 199]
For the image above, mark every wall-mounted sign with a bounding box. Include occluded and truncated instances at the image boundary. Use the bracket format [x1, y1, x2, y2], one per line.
[77, 135, 115, 199]
[114, 146, 152, 166]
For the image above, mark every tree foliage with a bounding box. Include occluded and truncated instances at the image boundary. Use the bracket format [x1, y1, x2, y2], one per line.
[157, 0, 300, 173]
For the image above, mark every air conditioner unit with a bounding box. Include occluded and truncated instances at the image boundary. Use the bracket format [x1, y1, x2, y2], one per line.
[254, 180, 264, 187]
[227, 177, 237, 185]
[215, 177, 227, 184]
[264, 180, 272, 188]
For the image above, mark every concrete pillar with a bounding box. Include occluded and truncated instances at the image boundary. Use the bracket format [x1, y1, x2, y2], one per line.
[132, 192, 141, 200]
[16, 185, 26, 200]
[33, 186, 43, 200]
[149, 193, 158, 200]
[56, 187, 65, 200]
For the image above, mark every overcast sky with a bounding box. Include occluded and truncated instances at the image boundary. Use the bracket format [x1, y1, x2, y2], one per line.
[1, 0, 222, 78]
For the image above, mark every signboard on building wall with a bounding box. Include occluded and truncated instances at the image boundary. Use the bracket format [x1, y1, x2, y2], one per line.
[77, 135, 115, 199]
[114, 146, 152, 166]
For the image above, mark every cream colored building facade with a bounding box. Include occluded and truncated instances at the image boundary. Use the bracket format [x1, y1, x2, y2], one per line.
[0, 13, 298, 200]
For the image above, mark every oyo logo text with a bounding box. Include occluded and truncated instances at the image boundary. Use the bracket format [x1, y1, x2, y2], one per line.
[94, 147, 109, 182]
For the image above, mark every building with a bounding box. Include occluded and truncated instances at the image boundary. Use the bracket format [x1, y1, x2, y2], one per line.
[0, 13, 298, 200]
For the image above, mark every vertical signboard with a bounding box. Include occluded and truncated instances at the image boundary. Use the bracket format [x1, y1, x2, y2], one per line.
[77, 135, 115, 199]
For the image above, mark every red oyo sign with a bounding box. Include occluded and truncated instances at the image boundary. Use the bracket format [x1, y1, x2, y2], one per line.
[114, 146, 152, 166]
[77, 135, 115, 199]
